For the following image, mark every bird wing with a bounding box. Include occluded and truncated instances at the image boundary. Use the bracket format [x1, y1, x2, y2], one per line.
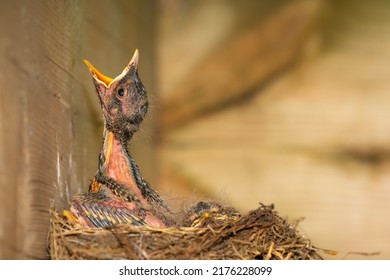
[70, 192, 145, 228]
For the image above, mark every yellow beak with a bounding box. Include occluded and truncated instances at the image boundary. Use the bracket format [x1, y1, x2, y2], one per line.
[83, 59, 114, 87]
[83, 49, 139, 88]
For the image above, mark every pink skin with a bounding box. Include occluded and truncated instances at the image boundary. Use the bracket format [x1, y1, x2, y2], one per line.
[102, 131, 147, 205]
[97, 131, 166, 228]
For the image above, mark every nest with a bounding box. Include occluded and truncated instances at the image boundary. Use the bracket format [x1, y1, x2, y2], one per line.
[49, 203, 323, 260]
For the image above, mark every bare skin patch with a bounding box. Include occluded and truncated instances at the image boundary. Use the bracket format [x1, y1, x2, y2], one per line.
[102, 131, 147, 205]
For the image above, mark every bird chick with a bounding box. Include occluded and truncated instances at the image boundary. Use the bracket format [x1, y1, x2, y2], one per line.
[66, 50, 174, 228]
[182, 201, 241, 228]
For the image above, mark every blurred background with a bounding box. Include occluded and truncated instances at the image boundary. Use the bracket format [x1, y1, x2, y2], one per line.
[1, 0, 390, 259]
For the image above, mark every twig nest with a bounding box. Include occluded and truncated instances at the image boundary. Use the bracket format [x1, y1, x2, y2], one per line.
[49, 203, 322, 260]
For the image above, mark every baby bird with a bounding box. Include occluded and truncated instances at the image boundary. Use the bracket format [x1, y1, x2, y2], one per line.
[65, 50, 173, 228]
[182, 201, 241, 228]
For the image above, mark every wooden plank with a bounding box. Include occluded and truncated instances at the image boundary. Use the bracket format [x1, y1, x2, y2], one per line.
[159, 0, 322, 131]
[0, 0, 156, 259]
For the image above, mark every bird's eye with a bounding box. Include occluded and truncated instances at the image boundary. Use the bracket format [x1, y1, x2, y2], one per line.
[118, 88, 125, 97]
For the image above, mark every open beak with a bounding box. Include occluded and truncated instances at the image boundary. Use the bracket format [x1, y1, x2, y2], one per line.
[83, 49, 139, 88]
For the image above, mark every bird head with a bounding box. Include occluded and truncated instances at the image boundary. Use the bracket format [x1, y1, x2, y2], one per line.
[83, 49, 148, 141]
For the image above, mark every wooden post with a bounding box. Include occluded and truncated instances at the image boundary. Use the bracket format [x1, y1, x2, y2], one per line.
[0, 0, 156, 259]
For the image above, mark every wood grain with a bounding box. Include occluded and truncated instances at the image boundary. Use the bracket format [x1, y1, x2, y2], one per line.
[0, 0, 156, 259]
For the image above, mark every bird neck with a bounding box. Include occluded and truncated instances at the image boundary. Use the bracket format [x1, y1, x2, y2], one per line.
[98, 127, 146, 203]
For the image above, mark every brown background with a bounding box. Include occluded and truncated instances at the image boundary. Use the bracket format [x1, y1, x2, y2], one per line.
[1, 0, 389, 259]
